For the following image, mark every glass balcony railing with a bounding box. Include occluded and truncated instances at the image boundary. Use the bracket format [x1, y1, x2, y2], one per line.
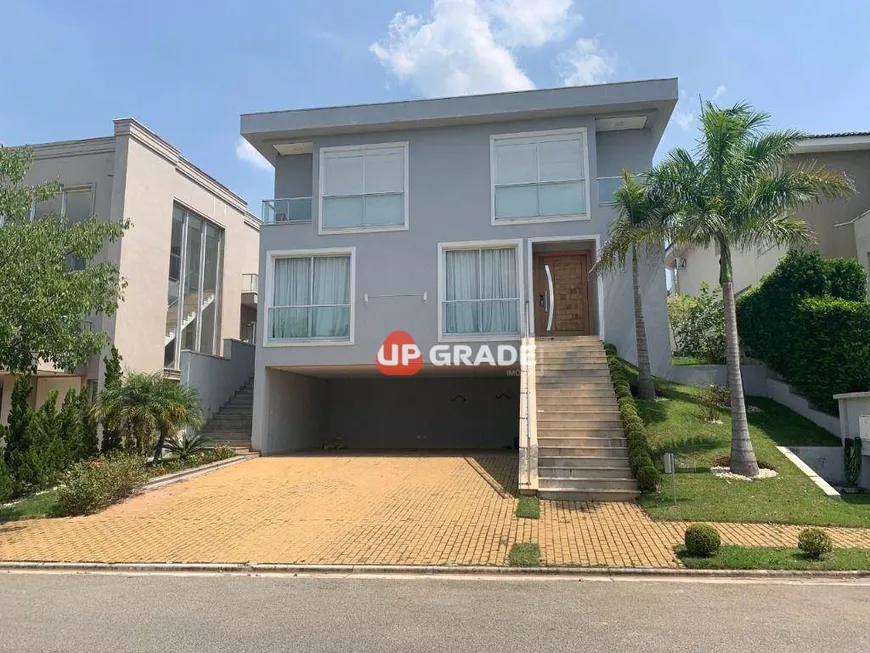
[262, 197, 313, 224]
[242, 273, 259, 294]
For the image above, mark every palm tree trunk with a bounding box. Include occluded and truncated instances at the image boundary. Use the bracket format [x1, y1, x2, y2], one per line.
[720, 247, 759, 477]
[632, 245, 656, 400]
[152, 429, 167, 463]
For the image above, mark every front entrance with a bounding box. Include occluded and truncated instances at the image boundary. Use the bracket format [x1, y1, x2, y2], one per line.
[533, 250, 593, 335]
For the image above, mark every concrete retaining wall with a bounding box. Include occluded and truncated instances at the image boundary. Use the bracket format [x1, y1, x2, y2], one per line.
[180, 339, 256, 423]
[834, 391, 870, 489]
[786, 446, 846, 485]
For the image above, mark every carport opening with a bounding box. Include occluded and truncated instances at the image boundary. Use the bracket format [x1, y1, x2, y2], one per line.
[265, 368, 520, 452]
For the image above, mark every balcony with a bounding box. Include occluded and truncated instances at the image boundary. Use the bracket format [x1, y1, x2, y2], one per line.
[263, 197, 312, 224]
[242, 273, 258, 308]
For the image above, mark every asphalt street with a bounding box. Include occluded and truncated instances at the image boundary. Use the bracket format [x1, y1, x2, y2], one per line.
[1, 572, 868, 652]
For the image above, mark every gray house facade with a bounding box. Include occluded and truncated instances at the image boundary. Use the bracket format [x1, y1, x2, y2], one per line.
[241, 80, 677, 465]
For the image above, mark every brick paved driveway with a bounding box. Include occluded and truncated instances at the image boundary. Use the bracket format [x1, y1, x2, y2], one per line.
[2, 454, 869, 567]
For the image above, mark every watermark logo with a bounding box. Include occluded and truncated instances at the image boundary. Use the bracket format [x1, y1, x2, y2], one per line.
[376, 330, 532, 376]
[376, 330, 424, 376]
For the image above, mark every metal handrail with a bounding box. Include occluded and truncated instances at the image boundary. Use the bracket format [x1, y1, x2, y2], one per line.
[521, 300, 533, 488]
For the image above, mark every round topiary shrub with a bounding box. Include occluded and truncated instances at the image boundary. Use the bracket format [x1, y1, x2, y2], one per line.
[636, 465, 660, 493]
[624, 416, 644, 432]
[684, 524, 721, 557]
[797, 528, 833, 559]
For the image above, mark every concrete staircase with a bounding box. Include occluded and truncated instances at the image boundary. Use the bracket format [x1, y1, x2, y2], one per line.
[200, 379, 254, 453]
[535, 336, 638, 501]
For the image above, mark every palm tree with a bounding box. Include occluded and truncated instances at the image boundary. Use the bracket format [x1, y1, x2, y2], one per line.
[98, 372, 203, 461]
[594, 169, 673, 400]
[650, 102, 854, 476]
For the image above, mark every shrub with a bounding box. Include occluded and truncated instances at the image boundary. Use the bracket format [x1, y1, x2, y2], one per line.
[797, 528, 833, 559]
[737, 250, 870, 413]
[684, 524, 721, 556]
[0, 455, 13, 502]
[667, 283, 726, 364]
[55, 453, 147, 516]
[700, 384, 730, 422]
[606, 346, 659, 493]
[636, 465, 660, 493]
[163, 432, 213, 460]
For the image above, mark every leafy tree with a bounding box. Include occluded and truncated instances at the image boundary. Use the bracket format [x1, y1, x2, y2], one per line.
[594, 170, 673, 400]
[98, 372, 203, 461]
[100, 346, 124, 454]
[667, 282, 725, 364]
[0, 146, 128, 375]
[650, 102, 854, 476]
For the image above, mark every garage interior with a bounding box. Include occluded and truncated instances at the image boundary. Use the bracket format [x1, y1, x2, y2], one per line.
[264, 366, 520, 452]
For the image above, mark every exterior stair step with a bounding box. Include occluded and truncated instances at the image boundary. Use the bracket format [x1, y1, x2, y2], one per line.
[538, 489, 640, 502]
[539, 466, 634, 480]
[538, 456, 630, 469]
[537, 436, 627, 448]
[538, 445, 632, 458]
[539, 477, 638, 491]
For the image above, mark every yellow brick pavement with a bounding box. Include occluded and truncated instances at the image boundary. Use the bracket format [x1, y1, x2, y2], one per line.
[1, 454, 868, 567]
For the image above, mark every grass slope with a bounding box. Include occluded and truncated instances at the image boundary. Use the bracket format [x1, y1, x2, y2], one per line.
[616, 360, 869, 527]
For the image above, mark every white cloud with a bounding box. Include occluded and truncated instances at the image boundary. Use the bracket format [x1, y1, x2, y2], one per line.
[673, 110, 694, 131]
[370, 0, 597, 99]
[489, 0, 576, 47]
[556, 37, 615, 86]
[713, 84, 727, 101]
[370, 0, 537, 98]
[235, 137, 272, 171]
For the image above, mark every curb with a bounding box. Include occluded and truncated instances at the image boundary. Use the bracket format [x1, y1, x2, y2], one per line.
[0, 561, 868, 580]
[141, 454, 254, 491]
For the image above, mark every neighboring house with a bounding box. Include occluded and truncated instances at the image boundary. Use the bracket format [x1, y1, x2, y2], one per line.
[0, 119, 261, 424]
[666, 132, 870, 298]
[240, 77, 678, 487]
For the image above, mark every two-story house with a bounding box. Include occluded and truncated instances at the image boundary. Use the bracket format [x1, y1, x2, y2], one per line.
[666, 131, 870, 298]
[240, 79, 678, 499]
[1, 119, 261, 425]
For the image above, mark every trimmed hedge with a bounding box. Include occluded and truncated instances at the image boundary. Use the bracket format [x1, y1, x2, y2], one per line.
[737, 250, 870, 413]
[797, 528, 833, 559]
[604, 344, 660, 493]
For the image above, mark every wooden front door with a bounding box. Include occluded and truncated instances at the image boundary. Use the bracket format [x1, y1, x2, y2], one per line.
[533, 251, 592, 335]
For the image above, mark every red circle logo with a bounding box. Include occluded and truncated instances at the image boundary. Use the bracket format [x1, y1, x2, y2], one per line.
[376, 330, 423, 376]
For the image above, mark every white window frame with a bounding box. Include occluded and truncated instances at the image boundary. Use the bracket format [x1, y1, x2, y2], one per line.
[318, 142, 410, 235]
[437, 239, 524, 343]
[263, 247, 356, 347]
[30, 184, 95, 221]
[490, 128, 590, 226]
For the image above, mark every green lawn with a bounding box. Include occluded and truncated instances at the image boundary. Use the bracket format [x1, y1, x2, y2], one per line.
[672, 355, 709, 366]
[516, 496, 540, 519]
[509, 543, 541, 567]
[677, 545, 870, 570]
[0, 490, 59, 522]
[617, 360, 869, 527]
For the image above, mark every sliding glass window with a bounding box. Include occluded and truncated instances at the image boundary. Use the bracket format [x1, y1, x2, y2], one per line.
[164, 205, 224, 368]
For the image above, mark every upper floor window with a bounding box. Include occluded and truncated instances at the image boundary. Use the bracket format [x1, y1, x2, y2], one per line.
[319, 143, 408, 233]
[31, 185, 95, 224]
[268, 250, 354, 343]
[439, 242, 521, 339]
[491, 129, 588, 224]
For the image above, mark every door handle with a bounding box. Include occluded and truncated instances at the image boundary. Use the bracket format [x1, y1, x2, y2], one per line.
[545, 264, 554, 332]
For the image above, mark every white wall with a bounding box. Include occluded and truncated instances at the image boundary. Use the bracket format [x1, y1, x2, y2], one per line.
[261, 370, 327, 453]
[180, 340, 256, 422]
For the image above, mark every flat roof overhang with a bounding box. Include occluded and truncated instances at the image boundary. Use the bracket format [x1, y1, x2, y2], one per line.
[240, 78, 679, 165]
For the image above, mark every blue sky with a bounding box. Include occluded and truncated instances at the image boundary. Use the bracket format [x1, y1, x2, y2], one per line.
[2, 0, 869, 214]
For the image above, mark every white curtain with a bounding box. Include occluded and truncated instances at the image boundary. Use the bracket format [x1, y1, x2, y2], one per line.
[445, 249, 479, 334]
[312, 256, 350, 338]
[480, 248, 519, 333]
[271, 258, 311, 339]
[444, 247, 518, 334]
